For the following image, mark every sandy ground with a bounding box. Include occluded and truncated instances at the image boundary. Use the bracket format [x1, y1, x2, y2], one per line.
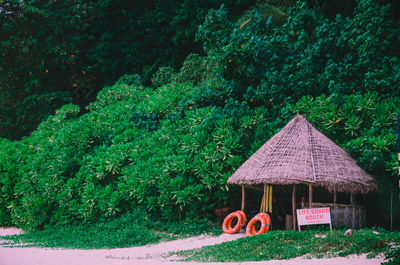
[0, 227, 385, 265]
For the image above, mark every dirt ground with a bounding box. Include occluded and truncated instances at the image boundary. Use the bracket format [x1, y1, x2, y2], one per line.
[0, 227, 385, 265]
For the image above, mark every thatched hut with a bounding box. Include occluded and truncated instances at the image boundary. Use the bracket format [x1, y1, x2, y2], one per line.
[228, 114, 377, 229]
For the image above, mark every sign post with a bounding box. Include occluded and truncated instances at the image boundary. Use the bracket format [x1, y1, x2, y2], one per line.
[296, 207, 332, 231]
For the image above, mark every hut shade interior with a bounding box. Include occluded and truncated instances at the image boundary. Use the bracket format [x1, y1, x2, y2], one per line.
[227, 114, 377, 194]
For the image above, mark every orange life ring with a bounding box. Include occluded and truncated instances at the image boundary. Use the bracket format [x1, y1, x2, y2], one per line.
[235, 210, 247, 226]
[246, 212, 271, 236]
[222, 211, 243, 234]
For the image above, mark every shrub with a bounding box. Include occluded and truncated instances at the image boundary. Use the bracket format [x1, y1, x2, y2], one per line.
[174, 54, 222, 86]
[151, 67, 175, 88]
[0, 139, 27, 226]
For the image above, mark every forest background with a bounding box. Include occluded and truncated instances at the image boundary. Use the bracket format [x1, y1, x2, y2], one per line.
[0, 0, 399, 231]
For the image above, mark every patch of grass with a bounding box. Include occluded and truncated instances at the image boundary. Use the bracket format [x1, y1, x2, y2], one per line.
[154, 217, 223, 237]
[382, 247, 400, 265]
[0, 210, 221, 249]
[173, 228, 400, 262]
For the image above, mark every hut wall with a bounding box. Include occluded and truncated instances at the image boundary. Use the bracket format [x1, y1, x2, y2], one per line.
[331, 205, 366, 228]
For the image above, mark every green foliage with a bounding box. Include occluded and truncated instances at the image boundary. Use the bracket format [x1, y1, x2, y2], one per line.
[173, 54, 223, 86]
[0, 0, 255, 139]
[173, 228, 400, 262]
[217, 0, 399, 111]
[151, 67, 175, 88]
[196, 5, 234, 52]
[288, 93, 400, 177]
[0, 139, 28, 226]
[0, 70, 279, 230]
[1, 210, 159, 249]
[8, 79, 146, 230]
[383, 247, 400, 265]
[0, 73, 258, 229]
[1, 0, 399, 232]
[87, 74, 149, 112]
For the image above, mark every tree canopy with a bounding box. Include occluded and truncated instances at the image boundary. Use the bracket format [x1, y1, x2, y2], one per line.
[0, 0, 255, 139]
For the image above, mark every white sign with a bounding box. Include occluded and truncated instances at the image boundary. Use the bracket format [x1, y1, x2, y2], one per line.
[296, 207, 332, 231]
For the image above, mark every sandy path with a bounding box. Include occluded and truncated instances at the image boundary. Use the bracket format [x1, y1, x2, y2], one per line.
[0, 227, 385, 265]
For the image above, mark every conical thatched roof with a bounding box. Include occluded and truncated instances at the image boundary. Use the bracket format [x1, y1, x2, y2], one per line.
[228, 114, 377, 194]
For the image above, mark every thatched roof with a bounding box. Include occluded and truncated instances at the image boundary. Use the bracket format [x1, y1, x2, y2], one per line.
[228, 114, 377, 194]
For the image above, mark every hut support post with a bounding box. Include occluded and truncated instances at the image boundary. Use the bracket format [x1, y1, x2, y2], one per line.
[350, 193, 355, 228]
[292, 184, 297, 231]
[263, 184, 267, 212]
[241, 185, 245, 211]
[333, 189, 337, 205]
[308, 184, 313, 208]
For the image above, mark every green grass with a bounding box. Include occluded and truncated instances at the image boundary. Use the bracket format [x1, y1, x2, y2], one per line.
[173, 228, 400, 262]
[2, 213, 398, 264]
[0, 211, 222, 249]
[383, 247, 400, 265]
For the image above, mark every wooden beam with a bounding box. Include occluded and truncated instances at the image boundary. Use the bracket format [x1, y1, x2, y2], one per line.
[350, 193, 354, 205]
[308, 184, 313, 208]
[310, 202, 364, 208]
[241, 185, 245, 211]
[292, 184, 297, 231]
[244, 185, 264, 192]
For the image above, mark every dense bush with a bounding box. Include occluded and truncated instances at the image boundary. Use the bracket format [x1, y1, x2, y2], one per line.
[0, 71, 281, 230]
[8, 79, 152, 229]
[0, 139, 28, 225]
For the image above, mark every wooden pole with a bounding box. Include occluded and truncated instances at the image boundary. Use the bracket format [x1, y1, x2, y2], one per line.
[350, 193, 355, 228]
[308, 184, 313, 208]
[333, 189, 337, 205]
[292, 184, 297, 231]
[263, 184, 267, 212]
[241, 185, 245, 211]
[269, 185, 273, 213]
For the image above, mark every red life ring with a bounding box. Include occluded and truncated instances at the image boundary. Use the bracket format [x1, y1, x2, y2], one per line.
[222, 211, 243, 234]
[246, 212, 271, 236]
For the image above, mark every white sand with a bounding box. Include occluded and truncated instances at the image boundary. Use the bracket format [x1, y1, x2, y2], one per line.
[0, 227, 385, 265]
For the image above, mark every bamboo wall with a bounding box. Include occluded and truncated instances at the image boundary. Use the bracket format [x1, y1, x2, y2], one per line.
[331, 206, 366, 228]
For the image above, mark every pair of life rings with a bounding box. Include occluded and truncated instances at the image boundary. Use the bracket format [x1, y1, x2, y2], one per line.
[222, 210, 247, 234]
[222, 211, 271, 236]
